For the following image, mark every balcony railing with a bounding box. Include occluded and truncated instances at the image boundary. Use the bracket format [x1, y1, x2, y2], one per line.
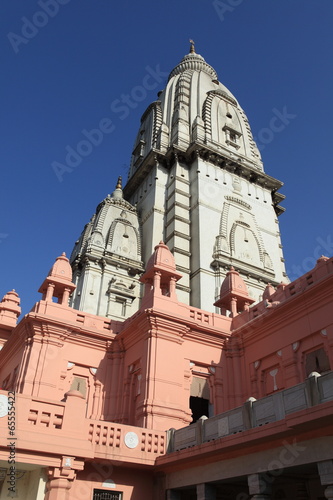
[0, 390, 166, 466]
[168, 371, 333, 452]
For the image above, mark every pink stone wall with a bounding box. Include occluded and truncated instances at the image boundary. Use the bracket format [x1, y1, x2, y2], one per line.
[71, 464, 154, 500]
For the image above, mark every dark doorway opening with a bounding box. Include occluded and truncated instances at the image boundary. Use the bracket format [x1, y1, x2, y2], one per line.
[190, 396, 209, 422]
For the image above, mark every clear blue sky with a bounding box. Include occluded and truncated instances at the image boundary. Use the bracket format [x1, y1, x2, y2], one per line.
[1, 0, 332, 315]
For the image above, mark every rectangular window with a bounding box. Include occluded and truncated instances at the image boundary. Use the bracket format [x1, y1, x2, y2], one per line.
[70, 376, 87, 398]
[222, 125, 241, 149]
[92, 490, 122, 500]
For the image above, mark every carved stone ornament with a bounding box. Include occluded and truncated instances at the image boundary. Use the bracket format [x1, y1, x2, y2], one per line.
[292, 342, 300, 351]
[124, 431, 139, 449]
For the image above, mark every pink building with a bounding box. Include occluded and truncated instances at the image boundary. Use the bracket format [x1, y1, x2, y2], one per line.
[0, 45, 333, 500]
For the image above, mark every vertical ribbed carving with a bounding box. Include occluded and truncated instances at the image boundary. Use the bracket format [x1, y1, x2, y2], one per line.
[171, 70, 193, 148]
[152, 103, 163, 148]
[95, 201, 109, 233]
[238, 106, 261, 162]
[202, 93, 214, 143]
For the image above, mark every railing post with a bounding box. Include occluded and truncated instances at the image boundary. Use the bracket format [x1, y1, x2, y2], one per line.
[166, 428, 175, 453]
[243, 397, 256, 430]
[197, 415, 208, 445]
[305, 371, 321, 406]
[62, 390, 86, 435]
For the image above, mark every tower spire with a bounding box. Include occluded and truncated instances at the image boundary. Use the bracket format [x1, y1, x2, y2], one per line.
[116, 176, 122, 189]
[112, 175, 123, 200]
[189, 39, 195, 53]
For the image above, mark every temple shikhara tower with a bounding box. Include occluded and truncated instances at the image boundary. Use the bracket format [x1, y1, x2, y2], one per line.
[1, 45, 333, 500]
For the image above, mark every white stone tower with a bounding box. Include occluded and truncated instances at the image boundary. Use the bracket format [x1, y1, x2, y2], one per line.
[70, 178, 144, 319]
[124, 43, 287, 310]
[71, 44, 287, 317]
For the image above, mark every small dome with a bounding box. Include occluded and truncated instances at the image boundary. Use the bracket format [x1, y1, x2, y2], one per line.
[140, 241, 182, 304]
[2, 289, 20, 303]
[48, 252, 73, 282]
[215, 266, 254, 314]
[140, 242, 182, 284]
[0, 289, 21, 316]
[38, 253, 76, 302]
[144, 241, 181, 278]
[112, 176, 123, 200]
[219, 267, 250, 301]
[316, 255, 329, 265]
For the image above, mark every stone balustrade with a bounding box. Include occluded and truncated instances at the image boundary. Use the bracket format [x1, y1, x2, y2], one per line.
[0, 390, 166, 466]
[169, 371, 333, 452]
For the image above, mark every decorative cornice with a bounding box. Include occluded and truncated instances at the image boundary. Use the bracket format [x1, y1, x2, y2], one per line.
[206, 89, 237, 106]
[96, 196, 137, 214]
[168, 53, 218, 81]
[225, 196, 252, 210]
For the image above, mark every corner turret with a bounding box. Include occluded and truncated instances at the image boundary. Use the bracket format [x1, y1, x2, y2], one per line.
[0, 290, 21, 344]
[215, 266, 255, 317]
[140, 241, 182, 307]
[38, 252, 76, 305]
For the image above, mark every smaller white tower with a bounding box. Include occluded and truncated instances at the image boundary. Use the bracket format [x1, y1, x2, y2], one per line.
[70, 178, 144, 320]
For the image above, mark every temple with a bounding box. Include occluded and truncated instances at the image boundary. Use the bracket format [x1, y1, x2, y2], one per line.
[0, 45, 332, 500]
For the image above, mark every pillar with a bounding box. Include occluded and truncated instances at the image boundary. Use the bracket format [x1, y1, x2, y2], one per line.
[46, 283, 55, 301]
[230, 297, 237, 317]
[61, 287, 71, 305]
[62, 390, 86, 434]
[90, 380, 102, 419]
[196, 483, 216, 500]
[248, 473, 272, 499]
[153, 271, 161, 295]
[169, 276, 177, 298]
[318, 460, 333, 499]
[45, 465, 76, 500]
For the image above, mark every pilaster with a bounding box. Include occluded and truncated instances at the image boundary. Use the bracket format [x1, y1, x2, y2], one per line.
[165, 157, 191, 304]
[45, 459, 76, 500]
[318, 460, 333, 499]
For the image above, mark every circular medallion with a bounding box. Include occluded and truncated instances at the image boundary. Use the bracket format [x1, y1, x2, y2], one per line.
[0, 395, 8, 418]
[124, 431, 139, 449]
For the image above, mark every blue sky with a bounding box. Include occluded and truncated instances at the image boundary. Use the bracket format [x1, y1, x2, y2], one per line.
[1, 0, 333, 314]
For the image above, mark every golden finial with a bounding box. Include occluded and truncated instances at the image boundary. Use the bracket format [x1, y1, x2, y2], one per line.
[189, 39, 195, 54]
[116, 176, 122, 189]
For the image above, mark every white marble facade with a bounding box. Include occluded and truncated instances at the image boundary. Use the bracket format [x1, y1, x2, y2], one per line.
[71, 47, 288, 317]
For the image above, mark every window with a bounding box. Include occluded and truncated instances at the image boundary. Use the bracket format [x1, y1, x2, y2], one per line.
[229, 132, 237, 143]
[190, 376, 210, 422]
[223, 125, 241, 149]
[70, 377, 87, 397]
[92, 490, 122, 500]
[305, 348, 330, 376]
